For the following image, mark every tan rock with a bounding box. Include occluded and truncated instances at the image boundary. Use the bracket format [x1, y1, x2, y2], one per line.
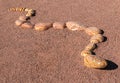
[15, 20, 24, 26]
[19, 16, 29, 21]
[34, 23, 52, 31]
[84, 55, 107, 69]
[85, 43, 96, 51]
[90, 34, 104, 43]
[26, 12, 32, 17]
[53, 22, 65, 29]
[20, 21, 34, 29]
[81, 50, 92, 57]
[66, 21, 86, 31]
[85, 27, 102, 36]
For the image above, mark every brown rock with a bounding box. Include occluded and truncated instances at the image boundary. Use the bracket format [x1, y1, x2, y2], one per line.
[53, 22, 65, 29]
[20, 21, 34, 29]
[84, 55, 107, 69]
[34, 23, 52, 31]
[66, 21, 86, 31]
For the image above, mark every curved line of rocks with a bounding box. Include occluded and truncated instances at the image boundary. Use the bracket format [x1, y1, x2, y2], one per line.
[11, 8, 108, 69]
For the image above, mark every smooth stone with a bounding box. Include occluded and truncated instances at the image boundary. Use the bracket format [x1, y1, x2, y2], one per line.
[81, 50, 92, 57]
[19, 16, 29, 21]
[34, 23, 52, 31]
[15, 20, 24, 26]
[85, 27, 102, 36]
[20, 21, 34, 29]
[66, 21, 86, 31]
[90, 34, 104, 43]
[84, 55, 107, 69]
[53, 22, 65, 29]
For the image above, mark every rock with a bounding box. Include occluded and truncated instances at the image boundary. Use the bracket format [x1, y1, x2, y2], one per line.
[85, 27, 102, 36]
[81, 50, 92, 57]
[19, 16, 29, 21]
[20, 21, 34, 29]
[26, 12, 32, 17]
[85, 43, 97, 51]
[90, 34, 104, 43]
[66, 21, 86, 31]
[15, 20, 24, 26]
[53, 22, 65, 29]
[84, 55, 107, 69]
[34, 23, 52, 31]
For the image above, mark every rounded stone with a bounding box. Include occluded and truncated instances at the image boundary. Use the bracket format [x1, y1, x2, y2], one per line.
[84, 55, 107, 69]
[53, 22, 65, 29]
[15, 20, 24, 26]
[85, 43, 97, 51]
[85, 27, 102, 36]
[66, 21, 86, 31]
[81, 50, 92, 57]
[34, 23, 52, 31]
[19, 16, 29, 21]
[90, 34, 104, 43]
[20, 21, 34, 29]
[26, 12, 32, 17]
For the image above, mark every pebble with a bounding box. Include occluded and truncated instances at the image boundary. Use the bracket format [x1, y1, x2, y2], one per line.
[15, 20, 24, 26]
[90, 34, 104, 43]
[20, 21, 34, 29]
[19, 16, 29, 21]
[85, 27, 102, 36]
[26, 12, 32, 17]
[66, 21, 86, 31]
[53, 22, 65, 29]
[81, 50, 92, 57]
[85, 43, 96, 51]
[34, 23, 52, 31]
[84, 55, 107, 69]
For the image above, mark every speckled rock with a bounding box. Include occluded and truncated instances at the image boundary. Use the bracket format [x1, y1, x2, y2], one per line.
[84, 55, 107, 69]
[66, 21, 86, 31]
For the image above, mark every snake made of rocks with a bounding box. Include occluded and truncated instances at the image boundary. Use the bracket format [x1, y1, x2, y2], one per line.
[9, 7, 108, 69]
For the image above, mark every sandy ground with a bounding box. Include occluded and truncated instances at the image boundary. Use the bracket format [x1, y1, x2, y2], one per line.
[0, 0, 120, 83]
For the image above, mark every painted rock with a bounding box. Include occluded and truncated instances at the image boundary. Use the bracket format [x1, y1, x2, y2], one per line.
[66, 21, 86, 31]
[53, 22, 65, 29]
[84, 55, 107, 69]
[34, 23, 52, 31]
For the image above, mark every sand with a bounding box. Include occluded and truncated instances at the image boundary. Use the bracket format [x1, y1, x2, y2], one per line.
[0, 0, 120, 83]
